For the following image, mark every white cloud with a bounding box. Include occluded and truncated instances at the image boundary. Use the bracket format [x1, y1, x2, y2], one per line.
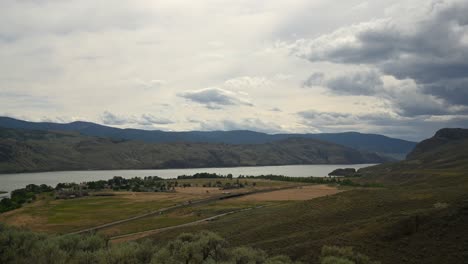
[178, 87, 253, 109]
[101, 111, 173, 126]
[1, 0, 467, 141]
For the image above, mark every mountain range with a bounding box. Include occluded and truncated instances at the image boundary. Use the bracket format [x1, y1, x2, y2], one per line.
[0, 127, 389, 173]
[0, 116, 416, 159]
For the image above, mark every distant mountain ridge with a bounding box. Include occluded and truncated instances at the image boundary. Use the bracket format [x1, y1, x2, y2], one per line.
[0, 116, 416, 159]
[0, 127, 390, 173]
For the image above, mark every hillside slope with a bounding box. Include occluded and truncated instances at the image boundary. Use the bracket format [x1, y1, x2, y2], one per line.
[0, 127, 388, 173]
[148, 128, 468, 263]
[358, 128, 468, 184]
[0, 116, 416, 159]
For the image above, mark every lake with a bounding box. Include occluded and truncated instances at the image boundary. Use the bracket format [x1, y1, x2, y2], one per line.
[0, 164, 375, 197]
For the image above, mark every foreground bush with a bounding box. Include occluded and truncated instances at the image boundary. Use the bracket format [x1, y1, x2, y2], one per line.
[320, 245, 380, 264]
[0, 225, 298, 264]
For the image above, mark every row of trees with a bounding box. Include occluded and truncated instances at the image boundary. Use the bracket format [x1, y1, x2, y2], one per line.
[177, 172, 234, 179]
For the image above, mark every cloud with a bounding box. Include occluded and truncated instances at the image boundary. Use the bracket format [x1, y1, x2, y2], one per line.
[304, 70, 384, 96]
[101, 111, 128, 125]
[178, 87, 253, 109]
[297, 109, 468, 141]
[136, 79, 166, 90]
[0, 1, 152, 40]
[304, 69, 468, 117]
[302, 72, 324, 87]
[139, 114, 173, 125]
[292, 0, 468, 106]
[101, 111, 173, 126]
[197, 118, 286, 134]
[269, 107, 282, 112]
[223, 76, 272, 91]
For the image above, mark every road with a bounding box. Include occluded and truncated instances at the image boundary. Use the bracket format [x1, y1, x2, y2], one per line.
[67, 184, 303, 235]
[109, 205, 268, 243]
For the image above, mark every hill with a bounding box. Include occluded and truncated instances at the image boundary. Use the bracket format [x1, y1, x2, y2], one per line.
[0, 127, 388, 173]
[358, 128, 468, 184]
[144, 128, 468, 263]
[0, 116, 416, 159]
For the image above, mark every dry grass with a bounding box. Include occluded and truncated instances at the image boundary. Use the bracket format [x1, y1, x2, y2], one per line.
[234, 185, 342, 201]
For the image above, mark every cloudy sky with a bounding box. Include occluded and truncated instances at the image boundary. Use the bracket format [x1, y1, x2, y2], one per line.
[1, 0, 467, 141]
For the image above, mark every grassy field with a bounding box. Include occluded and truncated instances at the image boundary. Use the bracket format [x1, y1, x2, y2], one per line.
[0, 179, 303, 234]
[143, 170, 468, 264]
[97, 199, 279, 238]
[0, 191, 194, 233]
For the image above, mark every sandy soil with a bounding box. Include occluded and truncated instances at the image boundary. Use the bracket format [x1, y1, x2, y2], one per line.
[234, 185, 342, 201]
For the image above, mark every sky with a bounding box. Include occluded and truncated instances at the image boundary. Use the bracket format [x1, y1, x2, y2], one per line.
[1, 0, 467, 141]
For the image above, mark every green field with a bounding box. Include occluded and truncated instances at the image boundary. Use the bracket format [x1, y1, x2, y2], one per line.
[0, 192, 187, 233]
[97, 199, 279, 238]
[0, 179, 299, 234]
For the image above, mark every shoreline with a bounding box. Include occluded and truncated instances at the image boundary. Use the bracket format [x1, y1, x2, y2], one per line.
[0, 163, 378, 175]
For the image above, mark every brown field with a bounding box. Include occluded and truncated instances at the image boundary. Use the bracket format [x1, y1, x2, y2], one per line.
[0, 180, 324, 235]
[174, 187, 229, 195]
[234, 185, 342, 201]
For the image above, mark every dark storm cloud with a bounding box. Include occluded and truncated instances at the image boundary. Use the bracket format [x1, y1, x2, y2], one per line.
[297, 109, 468, 141]
[306, 70, 383, 96]
[294, 0, 468, 106]
[302, 70, 463, 117]
[178, 88, 253, 109]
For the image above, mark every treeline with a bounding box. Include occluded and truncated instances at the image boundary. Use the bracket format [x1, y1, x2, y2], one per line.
[239, 175, 383, 187]
[328, 168, 361, 177]
[177, 172, 233, 179]
[0, 184, 53, 213]
[57, 176, 168, 192]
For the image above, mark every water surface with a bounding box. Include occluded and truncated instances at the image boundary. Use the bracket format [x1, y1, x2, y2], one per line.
[0, 164, 375, 196]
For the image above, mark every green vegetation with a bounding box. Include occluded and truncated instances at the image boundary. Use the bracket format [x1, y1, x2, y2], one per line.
[97, 199, 272, 238]
[2, 128, 467, 263]
[0, 184, 53, 213]
[0, 176, 292, 234]
[0, 191, 184, 233]
[0, 225, 301, 264]
[177, 172, 233, 179]
[240, 175, 382, 188]
[327, 168, 361, 177]
[0, 127, 389, 173]
[320, 246, 380, 264]
[140, 129, 468, 263]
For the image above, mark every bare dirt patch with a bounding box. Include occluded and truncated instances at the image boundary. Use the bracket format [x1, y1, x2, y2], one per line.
[234, 185, 343, 201]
